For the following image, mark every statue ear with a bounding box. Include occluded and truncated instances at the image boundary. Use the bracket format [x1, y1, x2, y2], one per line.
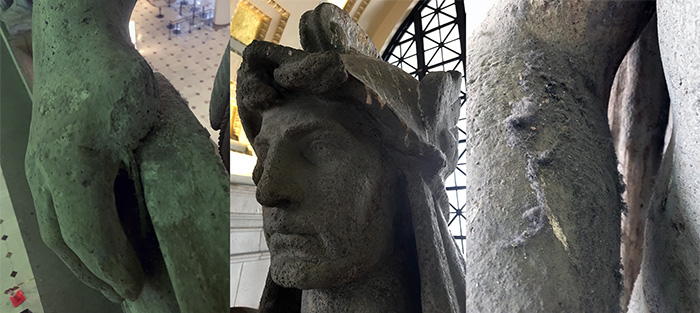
[299, 2, 379, 58]
[418, 71, 462, 179]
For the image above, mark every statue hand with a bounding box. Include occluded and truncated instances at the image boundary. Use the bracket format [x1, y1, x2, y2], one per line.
[27, 24, 159, 305]
[25, 144, 148, 302]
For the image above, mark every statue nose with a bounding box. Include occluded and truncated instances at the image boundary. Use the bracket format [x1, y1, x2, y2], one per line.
[256, 184, 297, 208]
[254, 156, 302, 208]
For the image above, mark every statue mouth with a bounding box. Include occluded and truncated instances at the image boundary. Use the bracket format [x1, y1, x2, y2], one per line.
[264, 216, 316, 236]
[268, 232, 323, 259]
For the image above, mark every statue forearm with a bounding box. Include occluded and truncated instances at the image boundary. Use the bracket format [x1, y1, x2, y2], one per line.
[31, 0, 158, 150]
[27, 0, 159, 303]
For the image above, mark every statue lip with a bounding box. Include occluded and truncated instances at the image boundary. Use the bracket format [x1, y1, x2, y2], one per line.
[268, 232, 323, 258]
[265, 219, 316, 236]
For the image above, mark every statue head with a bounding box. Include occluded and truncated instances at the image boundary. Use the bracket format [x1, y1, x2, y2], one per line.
[237, 3, 466, 312]
[252, 92, 401, 289]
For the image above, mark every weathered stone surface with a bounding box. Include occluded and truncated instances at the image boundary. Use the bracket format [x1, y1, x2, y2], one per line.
[299, 3, 378, 58]
[28, 0, 158, 303]
[136, 73, 229, 313]
[464, 1, 653, 311]
[606, 15, 669, 308]
[237, 3, 465, 313]
[26, 1, 228, 312]
[628, 1, 700, 311]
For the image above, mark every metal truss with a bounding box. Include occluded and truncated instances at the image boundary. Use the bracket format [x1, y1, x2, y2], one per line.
[382, 0, 467, 254]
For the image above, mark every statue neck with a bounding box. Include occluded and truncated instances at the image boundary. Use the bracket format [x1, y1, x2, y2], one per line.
[300, 247, 420, 313]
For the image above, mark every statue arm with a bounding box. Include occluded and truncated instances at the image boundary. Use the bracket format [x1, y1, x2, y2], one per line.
[26, 0, 157, 302]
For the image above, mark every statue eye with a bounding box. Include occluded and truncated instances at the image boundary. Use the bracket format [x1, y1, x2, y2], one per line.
[303, 139, 334, 164]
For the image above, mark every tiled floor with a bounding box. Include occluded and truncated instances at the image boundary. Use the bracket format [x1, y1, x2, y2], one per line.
[132, 0, 230, 140]
[0, 168, 44, 313]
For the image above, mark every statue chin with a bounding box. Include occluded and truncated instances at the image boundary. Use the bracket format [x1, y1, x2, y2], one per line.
[269, 253, 370, 290]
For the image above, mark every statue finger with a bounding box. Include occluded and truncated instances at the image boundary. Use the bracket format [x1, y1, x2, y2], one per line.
[46, 157, 145, 301]
[25, 166, 124, 303]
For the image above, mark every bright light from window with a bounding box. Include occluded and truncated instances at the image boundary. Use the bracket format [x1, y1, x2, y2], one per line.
[230, 151, 257, 177]
[326, 0, 348, 10]
[129, 20, 137, 47]
[466, 0, 497, 38]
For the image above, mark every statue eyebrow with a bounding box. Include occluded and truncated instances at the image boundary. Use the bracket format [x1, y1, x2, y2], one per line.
[282, 120, 327, 140]
[253, 119, 341, 149]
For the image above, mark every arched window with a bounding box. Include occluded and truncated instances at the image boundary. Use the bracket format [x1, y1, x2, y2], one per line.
[382, 0, 467, 254]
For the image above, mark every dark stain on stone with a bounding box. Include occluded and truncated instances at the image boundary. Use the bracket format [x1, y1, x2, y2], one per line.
[544, 81, 560, 100]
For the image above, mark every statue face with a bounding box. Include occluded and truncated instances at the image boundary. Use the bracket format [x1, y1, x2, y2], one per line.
[252, 93, 396, 290]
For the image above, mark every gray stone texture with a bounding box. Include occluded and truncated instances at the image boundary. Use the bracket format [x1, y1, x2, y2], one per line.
[26, 0, 228, 312]
[628, 1, 700, 311]
[237, 3, 465, 313]
[607, 15, 669, 308]
[464, 0, 654, 311]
